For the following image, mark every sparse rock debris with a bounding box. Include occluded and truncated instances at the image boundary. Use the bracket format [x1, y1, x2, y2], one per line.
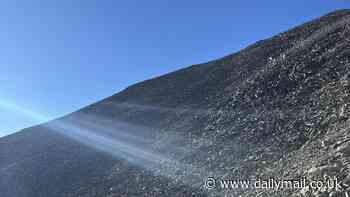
[1, 9, 350, 197]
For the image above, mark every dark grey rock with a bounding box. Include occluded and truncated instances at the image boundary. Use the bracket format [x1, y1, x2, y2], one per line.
[1, 9, 350, 197]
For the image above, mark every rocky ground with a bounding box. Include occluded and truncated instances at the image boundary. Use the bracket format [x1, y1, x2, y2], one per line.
[1, 9, 350, 197]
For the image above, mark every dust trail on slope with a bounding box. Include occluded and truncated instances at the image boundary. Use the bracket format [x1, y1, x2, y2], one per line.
[46, 112, 217, 189]
[0, 100, 222, 193]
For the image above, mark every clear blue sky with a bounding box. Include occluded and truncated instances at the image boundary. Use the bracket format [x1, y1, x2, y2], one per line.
[0, 1, 348, 137]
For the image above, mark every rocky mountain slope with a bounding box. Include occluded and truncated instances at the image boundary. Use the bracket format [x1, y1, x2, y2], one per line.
[1, 9, 350, 197]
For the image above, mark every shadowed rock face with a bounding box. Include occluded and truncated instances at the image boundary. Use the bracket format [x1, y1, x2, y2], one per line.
[1, 9, 350, 197]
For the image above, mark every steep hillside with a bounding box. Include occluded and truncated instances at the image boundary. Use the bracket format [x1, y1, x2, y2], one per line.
[1, 9, 350, 197]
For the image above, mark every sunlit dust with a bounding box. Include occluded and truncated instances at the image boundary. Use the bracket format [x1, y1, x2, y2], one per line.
[0, 100, 215, 189]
